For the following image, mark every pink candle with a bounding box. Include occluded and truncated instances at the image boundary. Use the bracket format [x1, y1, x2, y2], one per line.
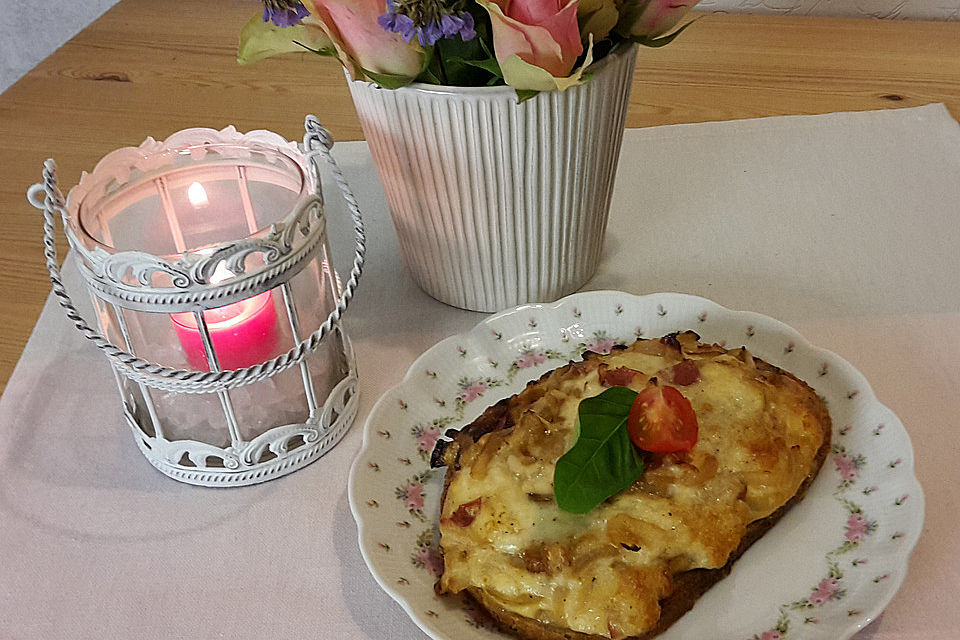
[171, 291, 279, 371]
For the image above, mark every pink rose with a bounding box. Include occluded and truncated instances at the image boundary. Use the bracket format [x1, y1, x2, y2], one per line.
[306, 0, 425, 81]
[819, 577, 839, 592]
[516, 349, 547, 369]
[459, 380, 489, 403]
[845, 513, 869, 541]
[413, 546, 443, 576]
[809, 577, 840, 604]
[616, 0, 700, 40]
[478, 0, 583, 79]
[404, 481, 425, 510]
[587, 337, 617, 354]
[834, 453, 859, 480]
[416, 425, 442, 453]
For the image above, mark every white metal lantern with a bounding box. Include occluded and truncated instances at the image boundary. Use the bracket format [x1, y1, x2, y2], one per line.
[27, 117, 365, 487]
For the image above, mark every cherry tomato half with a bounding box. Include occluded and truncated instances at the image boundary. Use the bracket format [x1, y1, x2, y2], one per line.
[627, 385, 699, 453]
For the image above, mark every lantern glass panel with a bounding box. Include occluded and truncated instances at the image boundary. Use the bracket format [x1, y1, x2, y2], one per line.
[77, 146, 306, 256]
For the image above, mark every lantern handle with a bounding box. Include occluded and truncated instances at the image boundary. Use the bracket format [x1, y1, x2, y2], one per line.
[27, 117, 366, 394]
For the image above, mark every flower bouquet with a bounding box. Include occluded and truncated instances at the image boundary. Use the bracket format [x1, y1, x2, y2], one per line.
[241, 0, 698, 94]
[239, 1, 701, 312]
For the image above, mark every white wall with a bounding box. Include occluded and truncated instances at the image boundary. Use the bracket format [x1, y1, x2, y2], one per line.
[1, 0, 958, 95]
[704, 0, 960, 20]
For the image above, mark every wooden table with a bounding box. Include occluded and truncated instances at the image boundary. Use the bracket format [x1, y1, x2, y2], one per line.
[2, 1, 960, 395]
[1, 4, 957, 639]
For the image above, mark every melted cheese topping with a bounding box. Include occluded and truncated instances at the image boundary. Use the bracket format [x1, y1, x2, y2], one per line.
[438, 337, 827, 638]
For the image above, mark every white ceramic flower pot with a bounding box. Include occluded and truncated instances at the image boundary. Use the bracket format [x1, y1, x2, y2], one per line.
[349, 43, 637, 312]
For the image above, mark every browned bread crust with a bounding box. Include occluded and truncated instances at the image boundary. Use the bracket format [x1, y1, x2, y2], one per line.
[461, 422, 831, 640]
[431, 334, 832, 640]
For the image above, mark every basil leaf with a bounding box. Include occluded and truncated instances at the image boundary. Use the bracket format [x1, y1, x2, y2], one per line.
[554, 386, 643, 514]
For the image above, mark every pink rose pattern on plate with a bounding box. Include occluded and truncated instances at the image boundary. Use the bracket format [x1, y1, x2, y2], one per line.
[580, 330, 621, 355]
[357, 300, 913, 638]
[414, 424, 442, 456]
[411, 418, 455, 461]
[833, 447, 866, 490]
[507, 345, 565, 381]
[516, 347, 546, 369]
[808, 577, 844, 605]
[454, 376, 503, 414]
[459, 379, 487, 403]
[755, 421, 883, 638]
[411, 529, 443, 577]
[395, 470, 433, 521]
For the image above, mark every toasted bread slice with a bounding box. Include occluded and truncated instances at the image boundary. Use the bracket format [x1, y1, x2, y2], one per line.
[431, 332, 831, 640]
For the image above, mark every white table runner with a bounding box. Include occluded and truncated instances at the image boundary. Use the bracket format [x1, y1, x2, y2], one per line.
[1, 104, 958, 639]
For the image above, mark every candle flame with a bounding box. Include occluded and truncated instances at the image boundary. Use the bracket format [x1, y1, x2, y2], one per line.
[187, 181, 209, 208]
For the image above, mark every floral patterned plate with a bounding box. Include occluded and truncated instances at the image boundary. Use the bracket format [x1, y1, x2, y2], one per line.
[347, 291, 923, 640]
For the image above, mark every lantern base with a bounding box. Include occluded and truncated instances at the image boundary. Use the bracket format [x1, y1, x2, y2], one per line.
[124, 374, 358, 487]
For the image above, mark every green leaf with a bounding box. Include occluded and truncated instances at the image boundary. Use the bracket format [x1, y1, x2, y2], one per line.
[554, 386, 642, 514]
[477, 24, 498, 60]
[448, 56, 502, 78]
[430, 25, 503, 86]
[364, 69, 417, 90]
[515, 89, 540, 103]
[237, 13, 334, 65]
[418, 65, 443, 85]
[293, 41, 335, 56]
[632, 19, 698, 49]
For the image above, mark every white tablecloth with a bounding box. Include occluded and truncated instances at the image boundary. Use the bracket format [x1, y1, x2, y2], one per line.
[1, 104, 957, 639]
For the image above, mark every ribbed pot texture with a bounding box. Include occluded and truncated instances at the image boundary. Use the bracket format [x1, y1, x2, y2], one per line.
[349, 44, 637, 312]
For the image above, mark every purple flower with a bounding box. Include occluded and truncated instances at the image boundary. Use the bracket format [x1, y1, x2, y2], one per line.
[261, 0, 310, 27]
[378, 9, 418, 42]
[418, 21, 443, 46]
[440, 13, 461, 36]
[379, 0, 476, 45]
[440, 11, 475, 40]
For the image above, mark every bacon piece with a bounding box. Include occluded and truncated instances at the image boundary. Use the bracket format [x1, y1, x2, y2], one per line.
[660, 333, 683, 352]
[659, 360, 700, 386]
[599, 365, 641, 387]
[448, 498, 482, 527]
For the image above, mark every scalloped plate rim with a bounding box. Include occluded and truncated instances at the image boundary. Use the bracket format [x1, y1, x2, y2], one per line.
[347, 290, 924, 640]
